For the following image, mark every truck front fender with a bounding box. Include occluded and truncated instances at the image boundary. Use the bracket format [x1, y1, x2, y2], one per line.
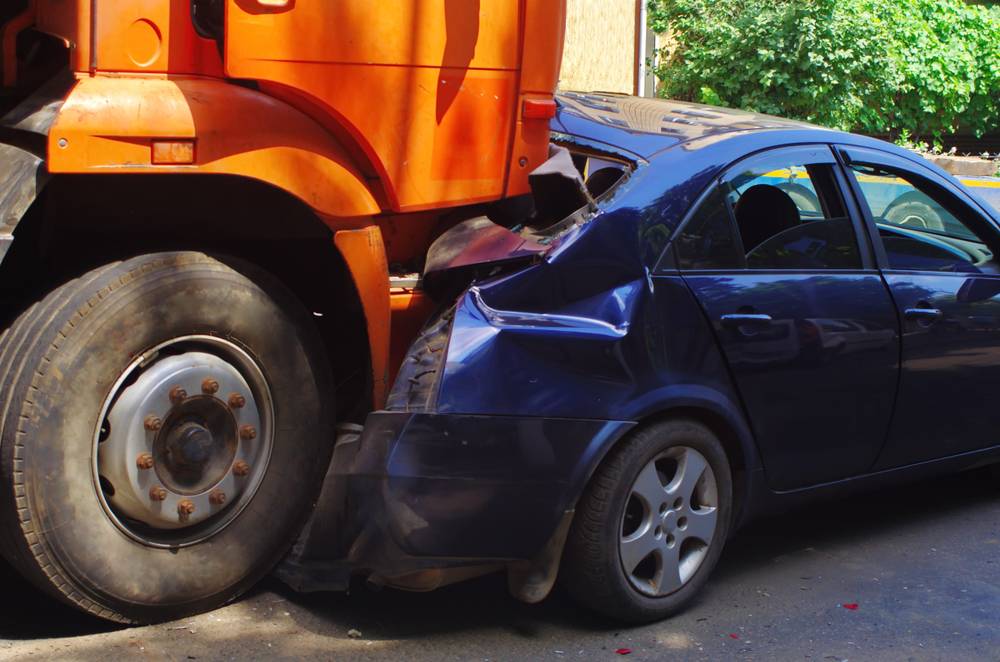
[47, 75, 382, 222]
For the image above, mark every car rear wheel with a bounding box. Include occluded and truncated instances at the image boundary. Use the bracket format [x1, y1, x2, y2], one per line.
[562, 419, 732, 623]
[0, 252, 334, 623]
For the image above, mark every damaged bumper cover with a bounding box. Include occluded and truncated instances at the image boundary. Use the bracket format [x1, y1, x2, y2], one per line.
[279, 411, 632, 593]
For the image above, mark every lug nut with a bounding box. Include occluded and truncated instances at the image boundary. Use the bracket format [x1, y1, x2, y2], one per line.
[209, 490, 227, 506]
[149, 485, 167, 502]
[228, 393, 246, 409]
[136, 452, 155, 470]
[239, 425, 257, 441]
[233, 460, 251, 477]
[169, 385, 188, 405]
[143, 415, 163, 432]
[201, 378, 220, 395]
[177, 499, 196, 519]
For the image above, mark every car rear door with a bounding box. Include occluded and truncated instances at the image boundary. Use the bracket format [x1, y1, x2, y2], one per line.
[672, 145, 900, 490]
[840, 145, 1000, 468]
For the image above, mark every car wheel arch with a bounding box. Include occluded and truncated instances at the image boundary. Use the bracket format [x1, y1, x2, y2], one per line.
[567, 399, 761, 540]
[530, 402, 756, 607]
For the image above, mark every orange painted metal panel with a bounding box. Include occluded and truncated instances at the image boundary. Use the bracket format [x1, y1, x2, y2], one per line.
[34, 0, 90, 71]
[335, 227, 392, 409]
[520, 0, 568, 94]
[506, 0, 568, 196]
[224, 0, 557, 212]
[226, 0, 519, 70]
[48, 75, 380, 220]
[91, 0, 223, 75]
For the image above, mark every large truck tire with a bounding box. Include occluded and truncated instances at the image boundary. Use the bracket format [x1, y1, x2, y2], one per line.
[0, 252, 334, 623]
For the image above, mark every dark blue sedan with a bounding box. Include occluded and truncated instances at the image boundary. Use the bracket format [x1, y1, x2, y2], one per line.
[286, 92, 1000, 623]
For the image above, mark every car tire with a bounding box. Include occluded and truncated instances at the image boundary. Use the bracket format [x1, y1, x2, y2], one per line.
[0, 252, 334, 623]
[561, 419, 733, 623]
[883, 191, 946, 232]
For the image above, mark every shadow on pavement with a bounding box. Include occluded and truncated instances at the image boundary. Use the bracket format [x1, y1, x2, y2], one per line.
[1, 467, 996, 642]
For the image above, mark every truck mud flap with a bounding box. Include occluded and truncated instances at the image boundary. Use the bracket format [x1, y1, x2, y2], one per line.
[0, 71, 72, 264]
[0, 142, 46, 264]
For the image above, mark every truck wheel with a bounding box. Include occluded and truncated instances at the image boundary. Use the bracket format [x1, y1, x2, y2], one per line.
[561, 420, 732, 623]
[0, 252, 334, 623]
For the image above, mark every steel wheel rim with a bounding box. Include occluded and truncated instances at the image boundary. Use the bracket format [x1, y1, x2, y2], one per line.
[93, 335, 274, 548]
[618, 446, 719, 597]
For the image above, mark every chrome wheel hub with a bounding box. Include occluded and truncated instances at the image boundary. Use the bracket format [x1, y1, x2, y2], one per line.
[96, 336, 272, 545]
[619, 446, 719, 597]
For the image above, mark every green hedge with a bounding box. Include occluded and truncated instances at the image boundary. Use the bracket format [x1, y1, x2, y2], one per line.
[647, 0, 1000, 141]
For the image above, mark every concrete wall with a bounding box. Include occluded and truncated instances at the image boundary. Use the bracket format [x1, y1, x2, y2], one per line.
[559, 0, 638, 94]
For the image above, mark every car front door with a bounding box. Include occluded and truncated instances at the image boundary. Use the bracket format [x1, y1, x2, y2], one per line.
[671, 145, 900, 490]
[841, 146, 1000, 468]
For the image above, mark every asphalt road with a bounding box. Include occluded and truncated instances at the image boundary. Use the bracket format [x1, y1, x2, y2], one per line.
[2, 469, 999, 661]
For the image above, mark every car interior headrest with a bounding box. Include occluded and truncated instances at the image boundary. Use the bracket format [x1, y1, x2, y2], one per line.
[734, 184, 801, 253]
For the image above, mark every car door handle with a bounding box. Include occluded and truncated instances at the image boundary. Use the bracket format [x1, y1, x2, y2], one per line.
[720, 313, 773, 328]
[903, 307, 942, 321]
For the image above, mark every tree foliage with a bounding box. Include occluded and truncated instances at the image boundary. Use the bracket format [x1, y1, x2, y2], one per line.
[647, 0, 1000, 139]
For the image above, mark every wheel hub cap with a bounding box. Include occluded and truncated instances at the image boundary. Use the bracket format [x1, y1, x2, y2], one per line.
[155, 396, 238, 494]
[619, 446, 719, 597]
[96, 339, 272, 542]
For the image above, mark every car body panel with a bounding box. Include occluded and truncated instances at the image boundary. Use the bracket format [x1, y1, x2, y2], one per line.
[875, 271, 1000, 468]
[682, 272, 899, 489]
[323, 412, 633, 565]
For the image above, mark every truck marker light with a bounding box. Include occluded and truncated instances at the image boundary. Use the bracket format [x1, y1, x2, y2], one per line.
[152, 140, 195, 165]
[523, 99, 557, 120]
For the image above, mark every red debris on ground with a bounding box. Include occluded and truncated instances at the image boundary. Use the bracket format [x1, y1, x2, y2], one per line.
[842, 603, 859, 610]
[728, 633, 740, 639]
[615, 648, 632, 655]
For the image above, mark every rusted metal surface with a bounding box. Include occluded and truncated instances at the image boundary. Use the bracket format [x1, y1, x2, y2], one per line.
[168, 386, 188, 405]
[177, 500, 196, 519]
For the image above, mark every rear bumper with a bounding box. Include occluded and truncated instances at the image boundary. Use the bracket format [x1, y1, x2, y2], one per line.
[282, 411, 632, 585]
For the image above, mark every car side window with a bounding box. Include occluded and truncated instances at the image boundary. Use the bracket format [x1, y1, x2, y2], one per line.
[674, 148, 862, 271]
[674, 186, 744, 270]
[847, 164, 998, 273]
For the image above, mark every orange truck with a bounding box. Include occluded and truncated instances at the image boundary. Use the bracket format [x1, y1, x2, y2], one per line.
[0, 0, 565, 622]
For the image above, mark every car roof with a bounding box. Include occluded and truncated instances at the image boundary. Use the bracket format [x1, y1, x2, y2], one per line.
[554, 92, 832, 159]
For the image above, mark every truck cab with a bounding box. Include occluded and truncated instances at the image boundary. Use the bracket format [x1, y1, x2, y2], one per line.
[0, 0, 566, 624]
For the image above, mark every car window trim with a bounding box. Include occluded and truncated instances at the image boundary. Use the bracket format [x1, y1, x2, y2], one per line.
[836, 145, 1000, 271]
[879, 268, 1000, 279]
[675, 267, 883, 276]
[663, 144, 874, 274]
[719, 144, 868, 271]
